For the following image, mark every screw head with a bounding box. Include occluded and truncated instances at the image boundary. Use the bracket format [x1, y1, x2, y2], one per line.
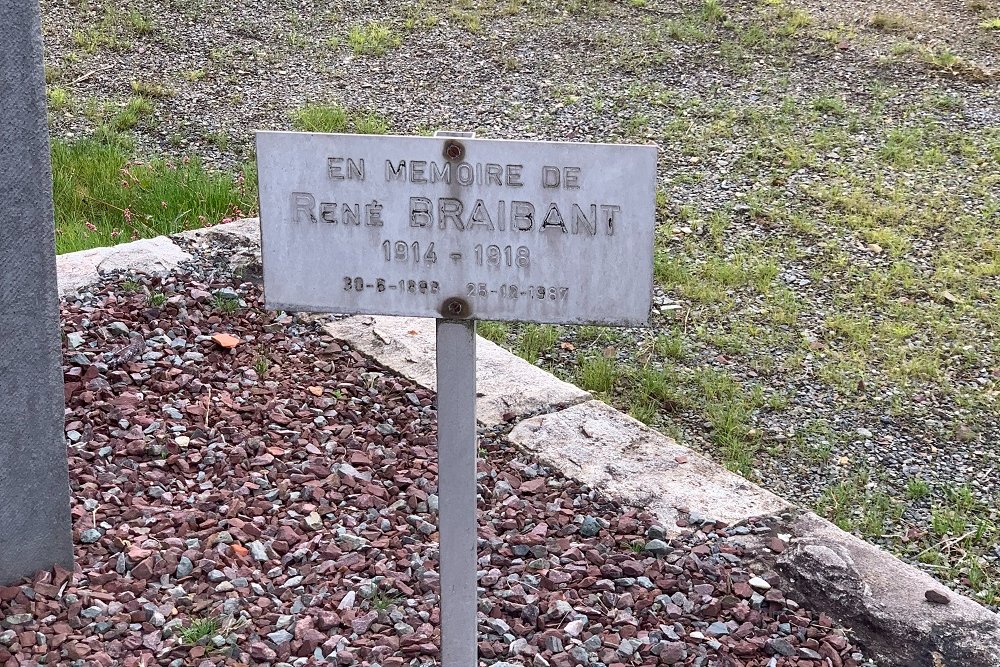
[440, 297, 471, 319]
[443, 140, 464, 161]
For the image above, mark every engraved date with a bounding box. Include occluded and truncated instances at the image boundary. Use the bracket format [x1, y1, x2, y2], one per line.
[343, 276, 440, 294]
[466, 282, 569, 301]
[382, 240, 437, 264]
[473, 244, 530, 268]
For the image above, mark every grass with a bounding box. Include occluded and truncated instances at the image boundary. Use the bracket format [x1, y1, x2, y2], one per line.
[869, 13, 913, 32]
[51, 135, 256, 253]
[47, 86, 71, 111]
[516, 325, 560, 362]
[979, 17, 1000, 29]
[179, 616, 220, 645]
[370, 587, 403, 610]
[478, 321, 509, 344]
[347, 21, 402, 55]
[579, 353, 618, 393]
[906, 477, 931, 500]
[291, 104, 390, 135]
[131, 80, 172, 98]
[212, 293, 240, 314]
[69, 4, 154, 53]
[252, 349, 270, 376]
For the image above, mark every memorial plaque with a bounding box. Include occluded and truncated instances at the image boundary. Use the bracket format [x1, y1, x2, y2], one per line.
[257, 132, 657, 325]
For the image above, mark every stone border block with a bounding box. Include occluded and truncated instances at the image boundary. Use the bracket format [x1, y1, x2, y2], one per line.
[508, 400, 790, 533]
[772, 511, 1000, 667]
[56, 236, 191, 296]
[174, 217, 260, 246]
[322, 315, 590, 426]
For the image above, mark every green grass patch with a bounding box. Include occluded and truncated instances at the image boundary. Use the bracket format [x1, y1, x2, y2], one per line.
[579, 353, 619, 393]
[179, 616, 220, 645]
[478, 321, 509, 344]
[52, 136, 256, 253]
[516, 325, 560, 362]
[869, 13, 913, 32]
[347, 21, 402, 55]
[292, 104, 390, 135]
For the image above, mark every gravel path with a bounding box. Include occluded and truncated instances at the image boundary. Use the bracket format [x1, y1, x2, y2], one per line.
[0, 241, 872, 666]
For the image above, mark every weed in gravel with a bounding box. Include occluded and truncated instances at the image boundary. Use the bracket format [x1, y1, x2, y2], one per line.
[919, 47, 992, 81]
[370, 587, 403, 610]
[700, 0, 725, 23]
[516, 325, 560, 362]
[354, 113, 390, 135]
[403, 1, 440, 29]
[179, 616, 220, 645]
[126, 9, 154, 34]
[72, 26, 120, 53]
[629, 399, 658, 424]
[119, 278, 141, 294]
[869, 13, 913, 33]
[689, 370, 765, 476]
[811, 95, 845, 115]
[631, 365, 686, 413]
[347, 21, 402, 55]
[292, 104, 390, 135]
[653, 334, 684, 360]
[252, 349, 270, 377]
[859, 492, 903, 538]
[905, 477, 931, 500]
[131, 80, 172, 98]
[979, 17, 1000, 29]
[449, 7, 482, 32]
[149, 291, 166, 307]
[579, 353, 618, 393]
[70, 5, 154, 53]
[47, 86, 71, 112]
[293, 104, 348, 133]
[110, 96, 154, 132]
[477, 321, 509, 344]
[793, 419, 835, 462]
[212, 293, 240, 314]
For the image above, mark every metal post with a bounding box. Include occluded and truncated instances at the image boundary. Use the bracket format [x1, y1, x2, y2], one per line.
[436, 318, 478, 666]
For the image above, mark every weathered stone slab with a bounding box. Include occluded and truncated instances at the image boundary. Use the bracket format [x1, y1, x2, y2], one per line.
[322, 315, 590, 426]
[56, 236, 192, 296]
[175, 218, 261, 281]
[508, 400, 789, 532]
[174, 217, 260, 246]
[774, 511, 1000, 667]
[0, 0, 74, 583]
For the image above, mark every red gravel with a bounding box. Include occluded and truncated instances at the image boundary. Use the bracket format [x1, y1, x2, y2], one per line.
[0, 270, 869, 667]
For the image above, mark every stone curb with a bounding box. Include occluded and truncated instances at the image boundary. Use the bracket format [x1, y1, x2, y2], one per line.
[55, 235, 192, 296]
[771, 512, 1000, 667]
[54, 219, 1000, 666]
[321, 315, 591, 427]
[508, 400, 789, 535]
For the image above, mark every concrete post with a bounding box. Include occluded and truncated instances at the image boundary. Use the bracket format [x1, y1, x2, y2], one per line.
[0, 0, 75, 584]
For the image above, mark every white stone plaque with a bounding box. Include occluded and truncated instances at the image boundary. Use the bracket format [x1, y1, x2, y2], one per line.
[256, 132, 657, 325]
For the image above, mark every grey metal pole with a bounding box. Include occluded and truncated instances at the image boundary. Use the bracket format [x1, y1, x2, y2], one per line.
[435, 318, 478, 666]
[0, 0, 75, 583]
